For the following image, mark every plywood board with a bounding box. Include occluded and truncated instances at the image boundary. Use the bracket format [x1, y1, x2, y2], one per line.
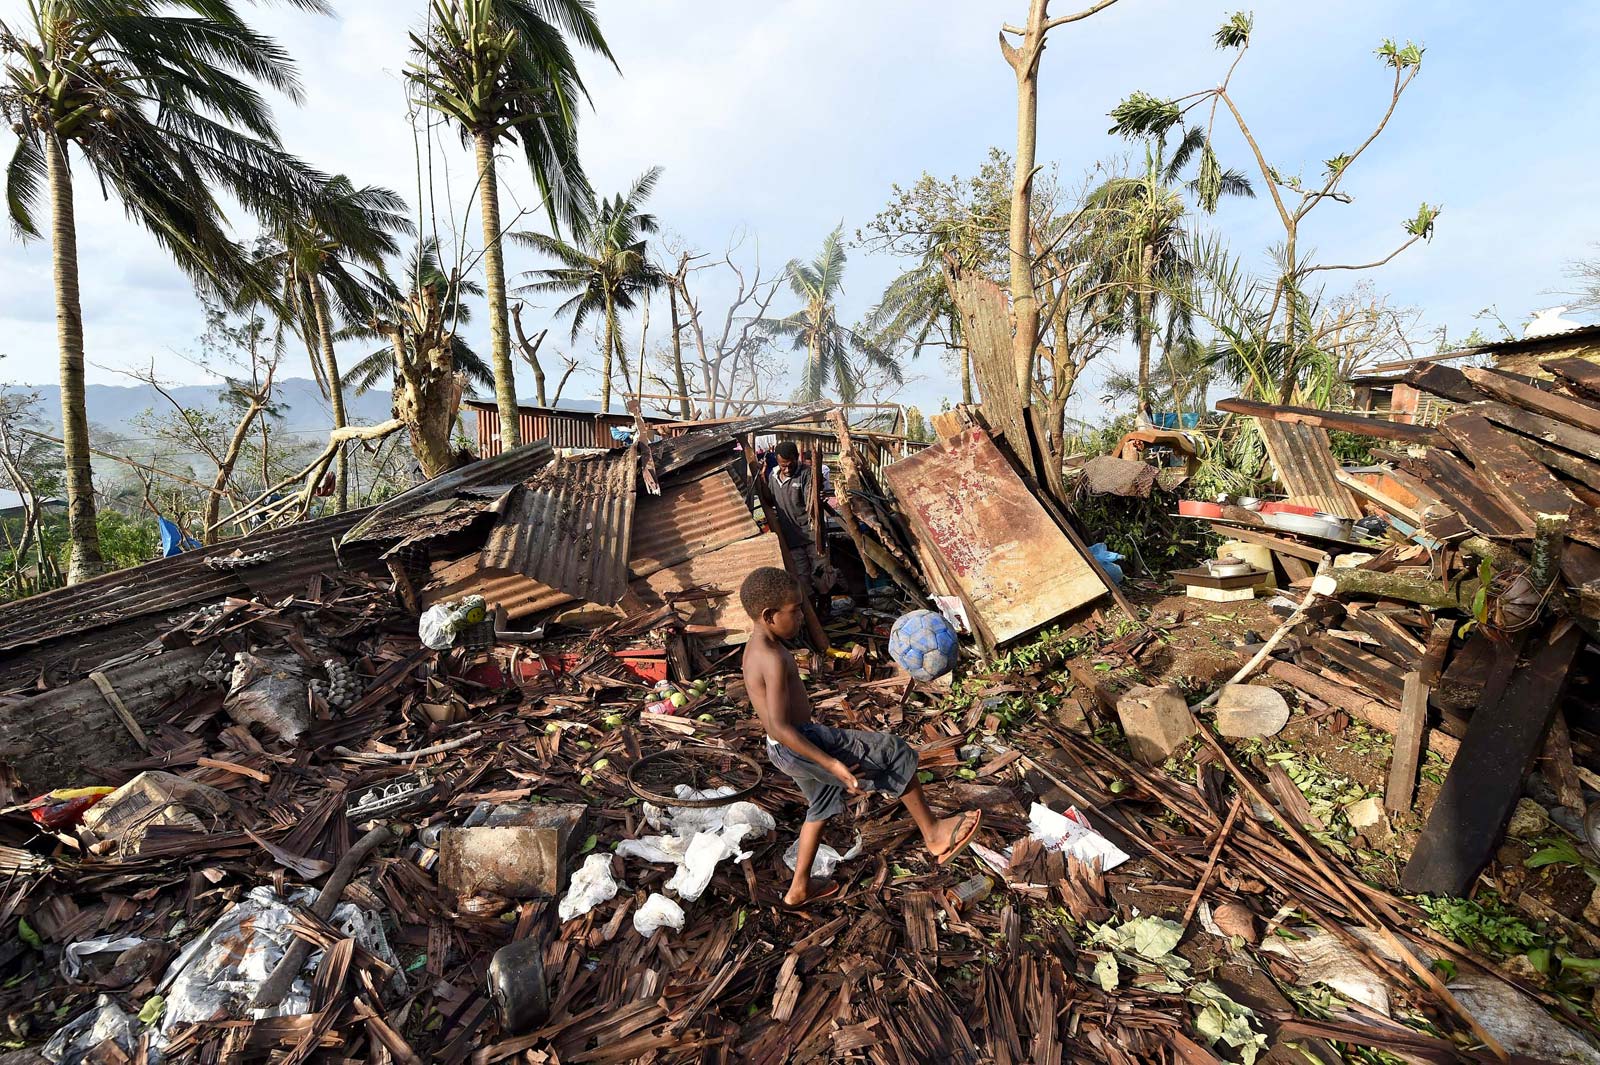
[882, 427, 1104, 644]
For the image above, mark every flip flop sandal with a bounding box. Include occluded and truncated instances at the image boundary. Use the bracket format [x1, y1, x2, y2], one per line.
[780, 879, 841, 910]
[936, 810, 984, 866]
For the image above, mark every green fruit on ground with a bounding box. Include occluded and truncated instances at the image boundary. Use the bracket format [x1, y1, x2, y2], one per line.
[669, 691, 688, 707]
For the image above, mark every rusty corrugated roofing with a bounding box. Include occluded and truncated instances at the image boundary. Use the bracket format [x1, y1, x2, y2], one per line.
[629, 470, 760, 579]
[478, 448, 639, 605]
[0, 507, 383, 686]
[651, 403, 834, 475]
[344, 440, 554, 545]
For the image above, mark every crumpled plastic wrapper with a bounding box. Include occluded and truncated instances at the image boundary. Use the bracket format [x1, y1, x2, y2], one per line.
[42, 994, 134, 1064]
[782, 834, 863, 879]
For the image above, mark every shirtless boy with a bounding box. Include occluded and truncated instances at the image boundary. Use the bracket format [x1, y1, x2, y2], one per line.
[739, 566, 983, 907]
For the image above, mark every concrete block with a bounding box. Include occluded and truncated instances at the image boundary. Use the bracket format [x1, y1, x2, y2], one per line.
[1115, 684, 1197, 765]
[439, 803, 585, 900]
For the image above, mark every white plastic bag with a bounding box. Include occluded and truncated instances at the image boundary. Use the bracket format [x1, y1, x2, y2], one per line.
[61, 935, 145, 981]
[41, 995, 134, 1065]
[783, 834, 863, 879]
[558, 853, 619, 922]
[419, 604, 457, 650]
[632, 893, 685, 936]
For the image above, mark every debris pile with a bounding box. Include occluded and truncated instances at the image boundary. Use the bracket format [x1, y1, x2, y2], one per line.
[1, 396, 1598, 1062]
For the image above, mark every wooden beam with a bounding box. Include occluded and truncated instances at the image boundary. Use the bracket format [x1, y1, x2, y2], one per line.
[1439, 413, 1576, 530]
[1216, 397, 1446, 446]
[1546, 356, 1600, 399]
[1261, 660, 1458, 761]
[1201, 520, 1329, 563]
[1385, 672, 1428, 814]
[1463, 367, 1600, 435]
[1402, 623, 1582, 895]
[1475, 399, 1600, 463]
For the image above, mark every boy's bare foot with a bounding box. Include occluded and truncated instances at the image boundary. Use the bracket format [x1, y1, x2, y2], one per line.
[927, 810, 983, 865]
[781, 878, 841, 909]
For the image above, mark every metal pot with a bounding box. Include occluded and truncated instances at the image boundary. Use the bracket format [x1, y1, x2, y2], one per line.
[1205, 557, 1254, 577]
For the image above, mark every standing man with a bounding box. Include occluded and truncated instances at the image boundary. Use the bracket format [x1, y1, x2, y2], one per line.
[767, 441, 829, 606]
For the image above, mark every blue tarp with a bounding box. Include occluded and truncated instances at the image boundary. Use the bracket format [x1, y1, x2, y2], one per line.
[1151, 412, 1201, 429]
[158, 516, 200, 557]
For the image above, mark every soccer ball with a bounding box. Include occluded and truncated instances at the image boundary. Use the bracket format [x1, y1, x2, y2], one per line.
[889, 610, 959, 681]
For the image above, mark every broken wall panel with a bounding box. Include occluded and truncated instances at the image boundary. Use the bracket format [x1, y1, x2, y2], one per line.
[629, 470, 762, 579]
[882, 427, 1104, 645]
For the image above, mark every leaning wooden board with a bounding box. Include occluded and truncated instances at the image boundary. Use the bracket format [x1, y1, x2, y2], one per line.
[882, 426, 1105, 645]
[1402, 623, 1582, 895]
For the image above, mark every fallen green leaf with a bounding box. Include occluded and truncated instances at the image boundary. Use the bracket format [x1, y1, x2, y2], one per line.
[16, 918, 41, 951]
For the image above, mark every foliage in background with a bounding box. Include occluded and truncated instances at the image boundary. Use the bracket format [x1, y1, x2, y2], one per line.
[1326, 430, 1381, 467]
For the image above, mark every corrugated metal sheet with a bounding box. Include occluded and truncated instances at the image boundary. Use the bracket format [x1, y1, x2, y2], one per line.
[1256, 419, 1362, 516]
[345, 440, 554, 544]
[630, 532, 786, 644]
[882, 427, 1104, 645]
[0, 508, 383, 688]
[479, 449, 639, 605]
[421, 554, 572, 620]
[652, 403, 834, 475]
[470, 400, 660, 457]
[629, 470, 759, 579]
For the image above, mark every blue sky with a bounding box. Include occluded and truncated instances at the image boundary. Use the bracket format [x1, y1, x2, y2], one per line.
[3, 0, 1599, 428]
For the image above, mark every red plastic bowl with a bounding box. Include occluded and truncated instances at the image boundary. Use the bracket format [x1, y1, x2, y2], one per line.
[1177, 500, 1223, 518]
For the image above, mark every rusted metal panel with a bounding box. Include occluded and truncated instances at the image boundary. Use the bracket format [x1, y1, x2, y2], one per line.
[1255, 419, 1362, 516]
[630, 532, 786, 644]
[420, 556, 571, 620]
[344, 440, 553, 545]
[478, 449, 638, 605]
[882, 427, 1104, 645]
[629, 470, 759, 580]
[0, 507, 382, 676]
[469, 400, 656, 456]
[652, 403, 834, 476]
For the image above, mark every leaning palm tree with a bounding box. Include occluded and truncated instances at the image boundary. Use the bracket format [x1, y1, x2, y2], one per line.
[864, 241, 967, 401]
[514, 167, 665, 413]
[761, 226, 901, 403]
[349, 239, 492, 478]
[1, 0, 324, 582]
[1089, 129, 1253, 409]
[256, 176, 410, 510]
[407, 0, 612, 449]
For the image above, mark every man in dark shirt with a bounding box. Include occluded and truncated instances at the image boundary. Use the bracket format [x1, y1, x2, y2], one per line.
[767, 441, 828, 604]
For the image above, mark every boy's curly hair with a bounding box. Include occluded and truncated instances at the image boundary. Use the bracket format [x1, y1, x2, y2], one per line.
[740, 566, 801, 621]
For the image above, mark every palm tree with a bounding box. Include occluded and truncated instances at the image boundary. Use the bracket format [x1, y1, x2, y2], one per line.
[407, 0, 612, 449]
[514, 167, 665, 413]
[864, 241, 967, 402]
[1089, 129, 1252, 410]
[1, 0, 324, 582]
[349, 239, 492, 478]
[256, 176, 410, 510]
[761, 226, 900, 403]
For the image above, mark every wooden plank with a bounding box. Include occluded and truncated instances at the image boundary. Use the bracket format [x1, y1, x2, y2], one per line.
[1402, 623, 1582, 895]
[1474, 399, 1600, 462]
[1440, 412, 1576, 529]
[1416, 617, 1454, 687]
[1217, 397, 1446, 446]
[1404, 363, 1482, 404]
[1385, 672, 1428, 814]
[1421, 450, 1525, 537]
[1306, 636, 1405, 705]
[1262, 660, 1459, 761]
[1200, 520, 1328, 563]
[1542, 713, 1586, 812]
[1546, 356, 1600, 399]
[1463, 367, 1600, 435]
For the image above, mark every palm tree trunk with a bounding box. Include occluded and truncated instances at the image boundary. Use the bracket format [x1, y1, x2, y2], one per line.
[960, 344, 973, 405]
[309, 276, 348, 512]
[600, 288, 617, 413]
[47, 133, 102, 584]
[474, 130, 520, 447]
[668, 284, 691, 418]
[1135, 243, 1155, 410]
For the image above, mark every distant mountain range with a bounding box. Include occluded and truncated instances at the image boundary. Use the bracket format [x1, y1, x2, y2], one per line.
[12, 378, 609, 438]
